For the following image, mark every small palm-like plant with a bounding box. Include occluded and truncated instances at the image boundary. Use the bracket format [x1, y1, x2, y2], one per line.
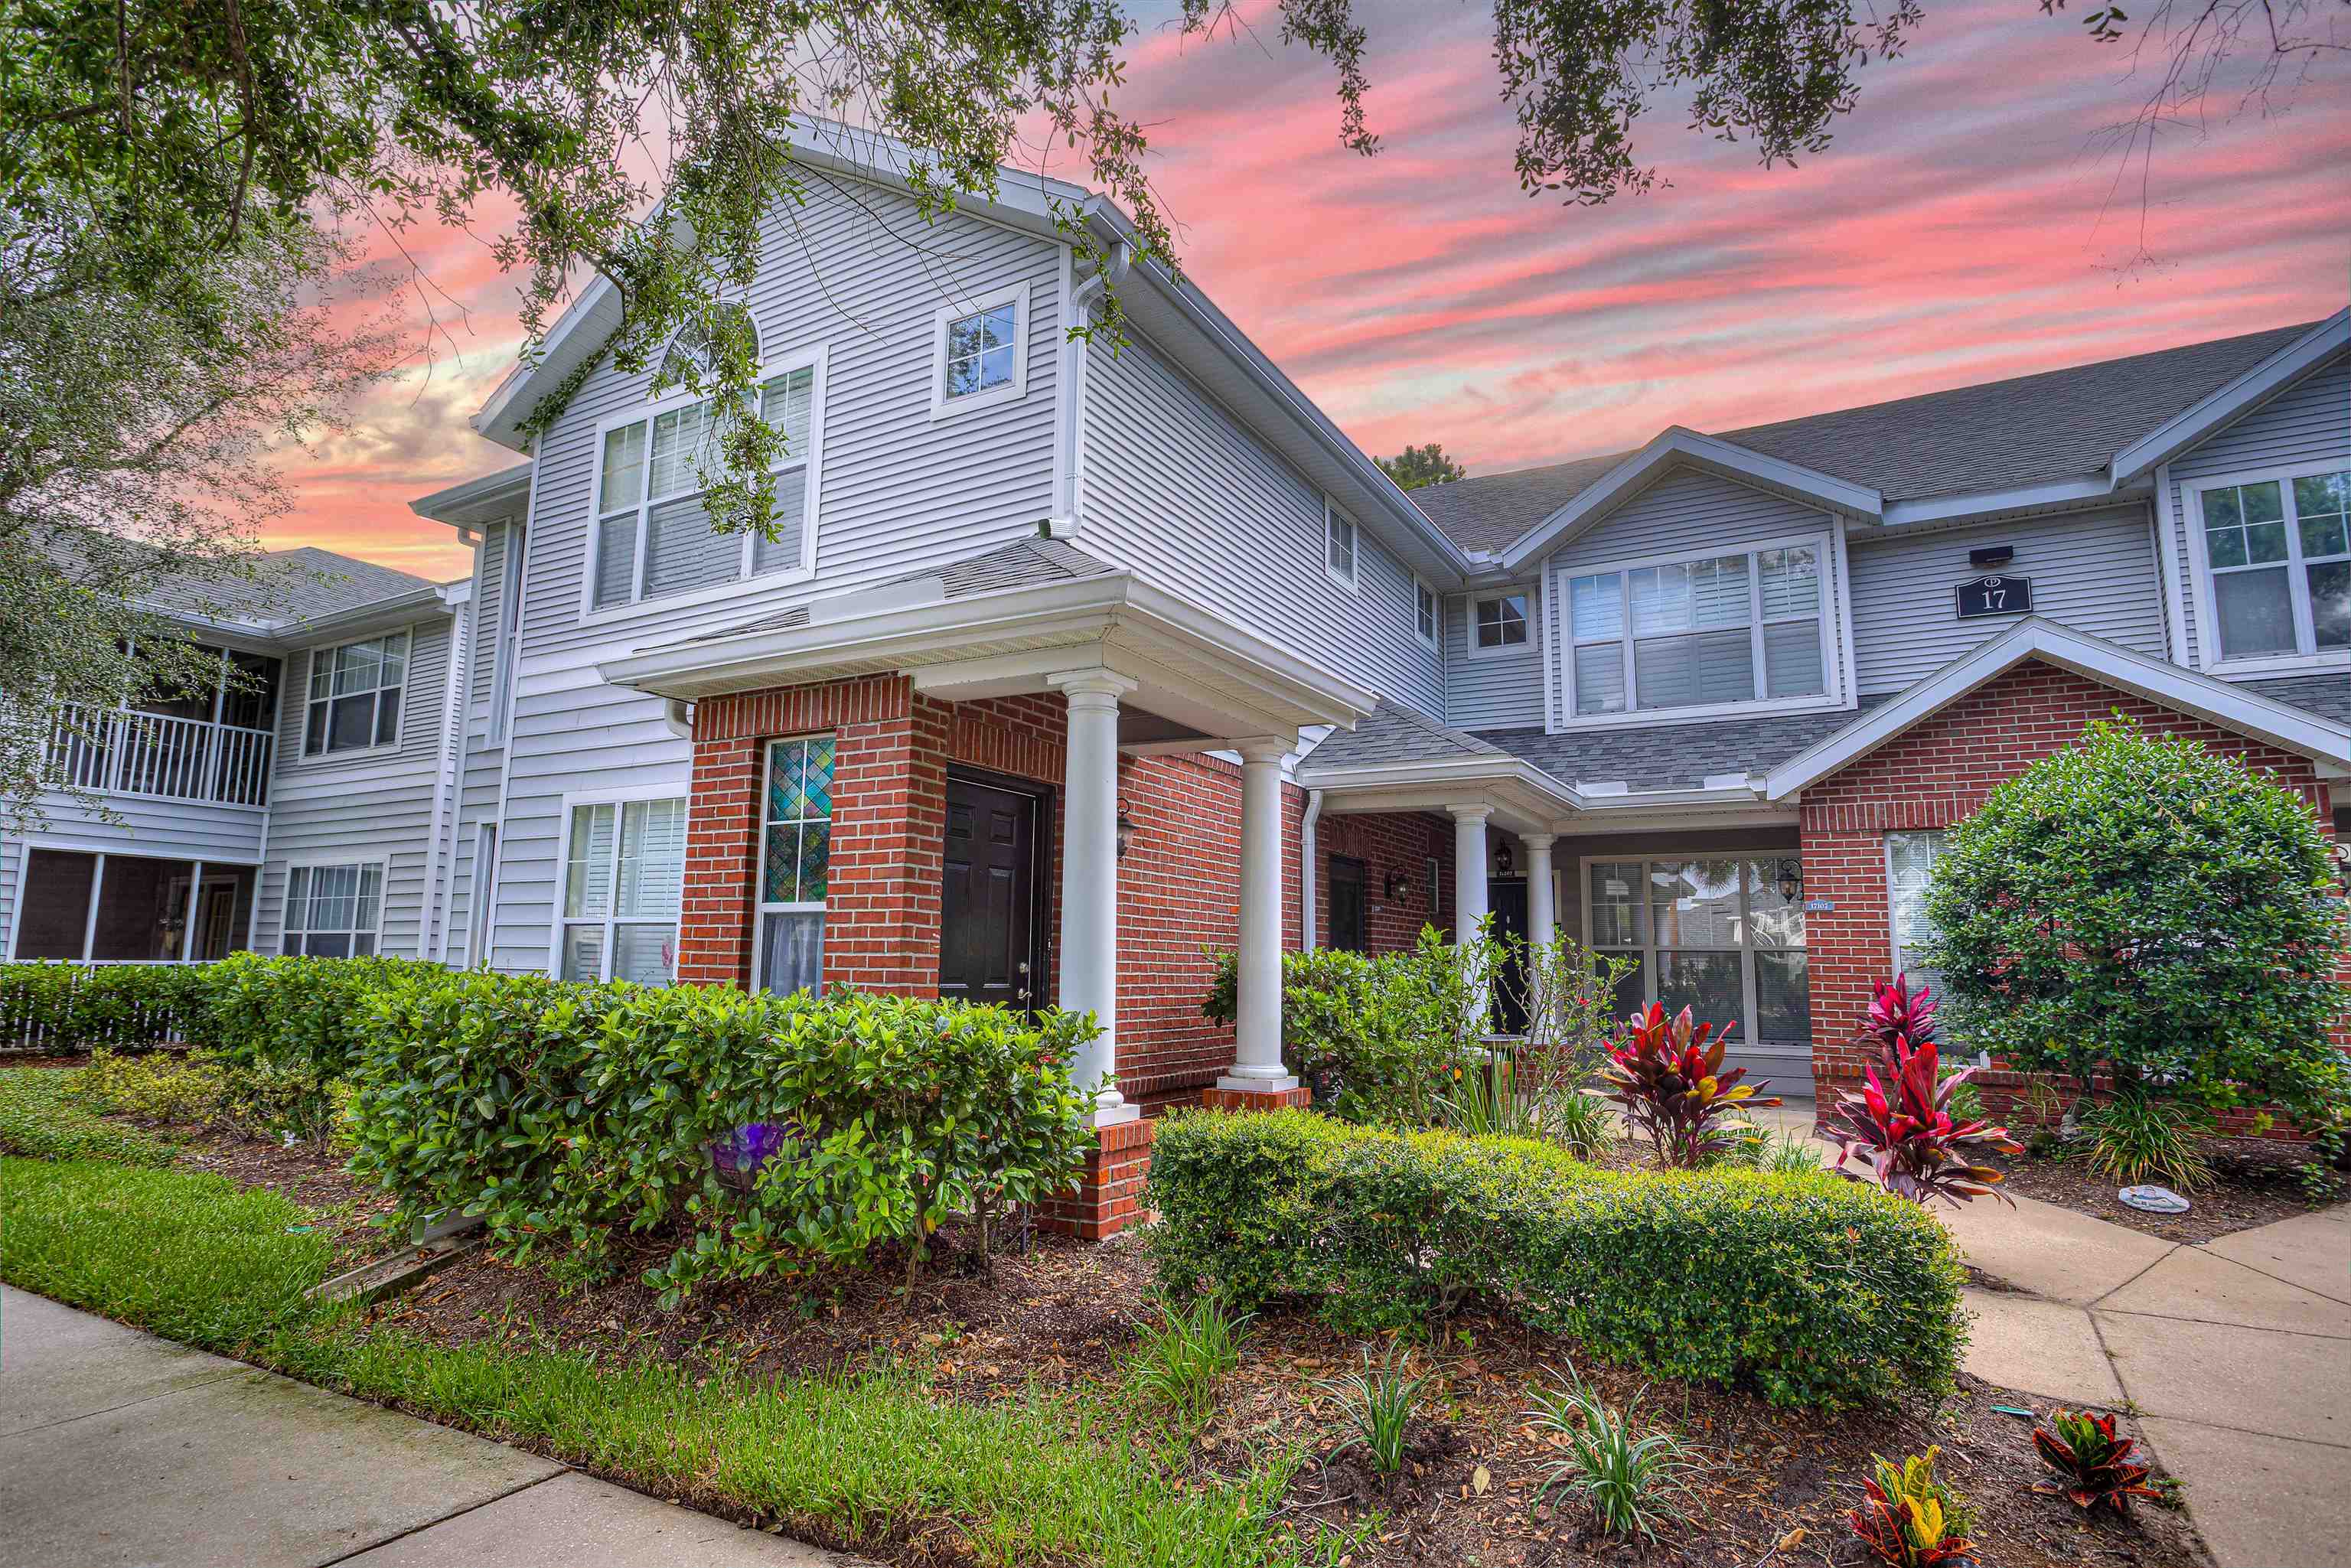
[2033, 1409, 2161, 1515]
[1824, 1035, 2021, 1206]
[1860, 973, 1939, 1065]
[1848, 1447, 1975, 1566]
[1524, 1365, 1701, 1541]
[1129, 1293, 1248, 1422]
[1438, 1055, 1547, 1140]
[1313, 1342, 1426, 1475]
[1596, 1002, 1782, 1168]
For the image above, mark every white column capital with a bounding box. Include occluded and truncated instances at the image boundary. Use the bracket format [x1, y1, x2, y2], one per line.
[1046, 667, 1139, 704]
[1447, 804, 1492, 826]
[1234, 737, 1293, 765]
[1520, 832, 1557, 851]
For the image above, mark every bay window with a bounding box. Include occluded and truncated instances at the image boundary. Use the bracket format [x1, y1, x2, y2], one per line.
[1567, 540, 1830, 719]
[2197, 468, 2351, 663]
[1586, 856, 1810, 1047]
[590, 329, 822, 611]
[559, 796, 686, 983]
[755, 735, 836, 996]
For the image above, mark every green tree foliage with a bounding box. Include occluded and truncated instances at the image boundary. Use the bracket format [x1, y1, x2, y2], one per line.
[1925, 718, 2351, 1129]
[1377, 442, 1467, 490]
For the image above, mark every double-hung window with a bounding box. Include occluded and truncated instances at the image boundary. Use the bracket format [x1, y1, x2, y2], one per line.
[1886, 831, 1949, 993]
[559, 796, 687, 983]
[2197, 468, 2351, 663]
[755, 735, 835, 996]
[1325, 503, 1358, 589]
[1474, 592, 1528, 654]
[283, 862, 382, 957]
[592, 326, 822, 611]
[1586, 856, 1809, 1046]
[304, 633, 406, 755]
[1414, 580, 1439, 646]
[1567, 540, 1828, 719]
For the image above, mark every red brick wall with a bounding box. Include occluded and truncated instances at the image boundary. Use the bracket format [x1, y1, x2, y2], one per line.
[677, 676, 1302, 1107]
[1798, 658, 2336, 1091]
[1316, 811, 1455, 954]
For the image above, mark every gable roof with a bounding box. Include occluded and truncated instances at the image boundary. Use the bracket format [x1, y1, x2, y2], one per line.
[142, 546, 443, 629]
[1417, 318, 2333, 556]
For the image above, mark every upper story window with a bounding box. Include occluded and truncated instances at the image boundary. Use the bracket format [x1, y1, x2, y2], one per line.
[2196, 468, 2351, 663]
[304, 631, 406, 756]
[931, 284, 1029, 418]
[1474, 592, 1529, 654]
[590, 328, 824, 613]
[1325, 502, 1358, 589]
[1567, 540, 1828, 719]
[1414, 580, 1439, 646]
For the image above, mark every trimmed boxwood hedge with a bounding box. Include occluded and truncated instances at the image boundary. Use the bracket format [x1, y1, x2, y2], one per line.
[1146, 1109, 1966, 1409]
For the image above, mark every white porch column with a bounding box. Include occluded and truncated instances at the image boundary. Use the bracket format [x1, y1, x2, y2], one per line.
[1522, 834, 1557, 951]
[1450, 807, 1491, 942]
[1050, 670, 1140, 1126]
[1220, 742, 1299, 1092]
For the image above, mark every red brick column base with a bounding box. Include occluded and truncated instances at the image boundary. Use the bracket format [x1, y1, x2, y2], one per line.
[1037, 1117, 1157, 1240]
[1200, 1085, 1312, 1112]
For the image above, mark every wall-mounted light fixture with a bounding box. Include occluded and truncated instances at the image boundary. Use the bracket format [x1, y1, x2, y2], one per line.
[1384, 869, 1410, 901]
[1777, 861, 1803, 903]
[1968, 545, 2016, 569]
[1494, 840, 1515, 877]
[1115, 799, 1139, 859]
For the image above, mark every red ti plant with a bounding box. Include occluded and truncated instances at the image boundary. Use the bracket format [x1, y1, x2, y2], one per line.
[1824, 1035, 2022, 1206]
[1597, 1002, 1782, 1168]
[1860, 973, 1939, 1068]
[2032, 1409, 2162, 1515]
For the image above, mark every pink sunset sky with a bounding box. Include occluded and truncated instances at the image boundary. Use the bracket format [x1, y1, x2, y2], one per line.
[289, 0, 2350, 582]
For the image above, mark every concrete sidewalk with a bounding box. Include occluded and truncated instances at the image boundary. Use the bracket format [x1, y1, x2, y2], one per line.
[0, 1285, 846, 1568]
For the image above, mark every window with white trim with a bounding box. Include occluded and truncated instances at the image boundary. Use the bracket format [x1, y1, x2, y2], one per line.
[1473, 592, 1528, 654]
[1886, 831, 1948, 993]
[1586, 856, 1809, 1046]
[559, 797, 686, 983]
[283, 862, 382, 957]
[1567, 541, 1828, 718]
[1414, 580, 1439, 646]
[2198, 469, 2351, 662]
[303, 632, 406, 755]
[591, 324, 820, 610]
[756, 735, 835, 996]
[1325, 504, 1358, 589]
[931, 285, 1029, 416]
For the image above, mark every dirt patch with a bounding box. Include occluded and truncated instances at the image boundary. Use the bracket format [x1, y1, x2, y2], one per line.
[1985, 1136, 2339, 1244]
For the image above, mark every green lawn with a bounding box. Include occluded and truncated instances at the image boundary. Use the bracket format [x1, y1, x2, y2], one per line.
[0, 1142, 1332, 1568]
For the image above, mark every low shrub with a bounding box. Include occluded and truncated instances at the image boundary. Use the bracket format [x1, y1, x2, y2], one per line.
[1146, 1110, 1966, 1408]
[2075, 1094, 2216, 1192]
[347, 970, 1097, 1304]
[0, 1068, 178, 1166]
[0, 960, 213, 1053]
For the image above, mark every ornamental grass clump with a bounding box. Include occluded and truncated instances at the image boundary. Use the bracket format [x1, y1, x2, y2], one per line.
[1596, 1002, 1781, 1169]
[2032, 1409, 2161, 1515]
[1314, 1342, 1426, 1475]
[1824, 1035, 2020, 1208]
[2075, 1093, 2217, 1193]
[1525, 1366, 1701, 1542]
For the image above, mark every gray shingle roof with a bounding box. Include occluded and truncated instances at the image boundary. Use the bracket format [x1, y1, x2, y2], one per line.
[1412, 321, 2324, 553]
[1298, 701, 1509, 772]
[144, 546, 439, 625]
[690, 536, 1121, 642]
[2241, 673, 2351, 729]
[1473, 699, 1896, 792]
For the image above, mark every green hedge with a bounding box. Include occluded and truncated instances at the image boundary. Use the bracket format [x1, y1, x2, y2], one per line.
[0, 960, 214, 1052]
[347, 970, 1098, 1305]
[1146, 1110, 1966, 1409]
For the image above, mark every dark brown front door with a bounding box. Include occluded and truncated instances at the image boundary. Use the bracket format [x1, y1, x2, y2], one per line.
[941, 773, 1045, 1009]
[1329, 855, 1368, 953]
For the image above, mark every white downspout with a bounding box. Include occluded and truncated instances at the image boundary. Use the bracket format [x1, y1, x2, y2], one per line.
[1298, 789, 1323, 952]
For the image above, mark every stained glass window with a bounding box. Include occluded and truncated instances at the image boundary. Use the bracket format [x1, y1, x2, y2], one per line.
[758, 735, 835, 996]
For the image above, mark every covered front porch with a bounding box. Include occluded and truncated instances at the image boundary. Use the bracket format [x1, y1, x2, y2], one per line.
[600, 540, 1378, 1229]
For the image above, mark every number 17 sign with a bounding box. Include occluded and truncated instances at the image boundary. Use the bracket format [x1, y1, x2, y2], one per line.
[1955, 575, 2033, 619]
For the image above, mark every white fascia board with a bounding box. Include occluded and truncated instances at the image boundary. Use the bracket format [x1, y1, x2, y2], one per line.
[1294, 751, 1766, 817]
[2111, 311, 2351, 486]
[409, 464, 535, 527]
[1498, 427, 1883, 571]
[1877, 474, 2135, 528]
[1764, 617, 2351, 799]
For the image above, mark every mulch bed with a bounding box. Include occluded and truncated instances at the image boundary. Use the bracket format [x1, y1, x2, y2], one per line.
[1984, 1136, 2341, 1245]
[123, 1118, 2217, 1568]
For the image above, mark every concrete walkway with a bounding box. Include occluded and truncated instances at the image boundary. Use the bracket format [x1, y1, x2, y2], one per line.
[1759, 1101, 2351, 1568]
[0, 1285, 847, 1568]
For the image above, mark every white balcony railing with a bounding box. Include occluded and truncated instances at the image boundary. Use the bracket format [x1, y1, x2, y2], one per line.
[47, 705, 274, 808]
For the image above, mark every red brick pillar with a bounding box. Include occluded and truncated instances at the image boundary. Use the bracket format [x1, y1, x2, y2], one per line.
[1037, 1117, 1157, 1240]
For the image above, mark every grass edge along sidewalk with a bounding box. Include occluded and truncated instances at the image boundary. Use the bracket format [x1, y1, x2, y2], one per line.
[0, 1155, 1342, 1568]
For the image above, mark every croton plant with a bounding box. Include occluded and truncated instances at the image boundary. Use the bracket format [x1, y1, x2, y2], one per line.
[1596, 1002, 1782, 1168]
[1824, 1034, 2021, 1207]
[2033, 1409, 2163, 1514]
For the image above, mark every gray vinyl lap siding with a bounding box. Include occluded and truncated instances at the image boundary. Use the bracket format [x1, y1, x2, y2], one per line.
[2167, 354, 2351, 669]
[1549, 468, 1834, 572]
[1846, 506, 2169, 694]
[1078, 327, 1445, 719]
[1445, 588, 1544, 729]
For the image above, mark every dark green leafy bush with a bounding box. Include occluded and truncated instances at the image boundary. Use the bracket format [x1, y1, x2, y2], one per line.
[1146, 1110, 1965, 1409]
[1925, 719, 2351, 1132]
[347, 971, 1097, 1305]
[0, 960, 213, 1052]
